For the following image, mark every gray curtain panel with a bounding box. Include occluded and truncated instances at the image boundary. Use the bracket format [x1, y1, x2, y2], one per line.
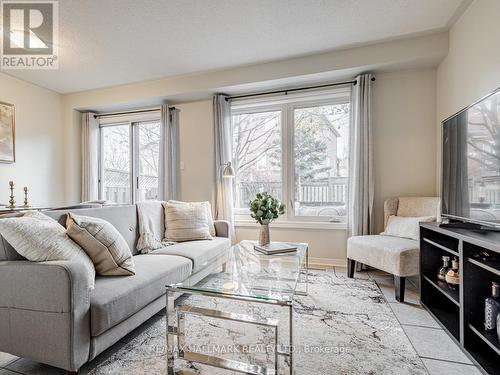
[159, 104, 178, 201]
[348, 74, 374, 237]
[442, 111, 469, 218]
[81, 112, 99, 202]
[213, 94, 235, 240]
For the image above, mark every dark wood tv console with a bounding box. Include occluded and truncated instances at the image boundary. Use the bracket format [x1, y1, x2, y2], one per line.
[420, 222, 500, 374]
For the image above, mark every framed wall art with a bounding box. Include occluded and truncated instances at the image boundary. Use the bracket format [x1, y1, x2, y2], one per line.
[0, 101, 15, 163]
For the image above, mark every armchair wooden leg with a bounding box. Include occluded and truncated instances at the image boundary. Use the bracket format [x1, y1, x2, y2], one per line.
[394, 276, 406, 302]
[347, 258, 356, 278]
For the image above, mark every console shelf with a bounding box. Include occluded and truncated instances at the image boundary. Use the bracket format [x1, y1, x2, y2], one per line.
[468, 323, 500, 356]
[420, 223, 500, 375]
[422, 275, 459, 305]
[468, 257, 500, 277]
[422, 237, 459, 257]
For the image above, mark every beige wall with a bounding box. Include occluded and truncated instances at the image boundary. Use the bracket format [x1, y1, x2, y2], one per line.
[436, 0, 500, 187]
[60, 68, 439, 263]
[236, 226, 348, 266]
[437, 0, 500, 122]
[172, 69, 438, 264]
[61, 32, 447, 204]
[0, 73, 64, 207]
[174, 99, 349, 265]
[57, 33, 443, 264]
[176, 100, 215, 203]
[372, 69, 438, 233]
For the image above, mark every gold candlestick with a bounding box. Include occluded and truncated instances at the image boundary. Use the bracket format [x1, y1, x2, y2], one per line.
[8, 181, 15, 209]
[23, 187, 30, 208]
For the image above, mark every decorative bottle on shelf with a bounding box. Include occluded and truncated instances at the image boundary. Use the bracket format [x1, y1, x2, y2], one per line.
[445, 257, 460, 289]
[497, 313, 500, 340]
[484, 281, 500, 331]
[437, 256, 450, 282]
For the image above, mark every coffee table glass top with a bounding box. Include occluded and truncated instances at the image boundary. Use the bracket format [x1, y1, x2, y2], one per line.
[167, 240, 308, 303]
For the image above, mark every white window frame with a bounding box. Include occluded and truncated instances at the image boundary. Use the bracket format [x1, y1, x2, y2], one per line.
[98, 111, 161, 204]
[231, 88, 351, 226]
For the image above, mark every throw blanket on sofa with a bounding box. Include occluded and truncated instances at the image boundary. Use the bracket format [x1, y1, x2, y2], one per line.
[136, 201, 174, 254]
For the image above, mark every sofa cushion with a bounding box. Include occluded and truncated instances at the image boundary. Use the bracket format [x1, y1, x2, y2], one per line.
[66, 212, 135, 276]
[90, 254, 191, 336]
[347, 235, 419, 277]
[151, 237, 230, 273]
[0, 211, 96, 289]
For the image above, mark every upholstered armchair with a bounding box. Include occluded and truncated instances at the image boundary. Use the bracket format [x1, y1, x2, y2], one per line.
[347, 197, 441, 302]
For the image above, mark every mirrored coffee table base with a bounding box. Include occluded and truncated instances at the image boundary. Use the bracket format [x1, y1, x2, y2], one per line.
[165, 241, 309, 375]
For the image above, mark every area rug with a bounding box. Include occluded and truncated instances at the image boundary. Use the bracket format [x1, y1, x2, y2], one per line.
[88, 270, 427, 375]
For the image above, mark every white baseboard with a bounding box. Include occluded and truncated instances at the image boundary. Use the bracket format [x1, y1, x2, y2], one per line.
[308, 257, 346, 269]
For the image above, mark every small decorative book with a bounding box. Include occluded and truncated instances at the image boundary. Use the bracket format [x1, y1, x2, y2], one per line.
[253, 242, 297, 255]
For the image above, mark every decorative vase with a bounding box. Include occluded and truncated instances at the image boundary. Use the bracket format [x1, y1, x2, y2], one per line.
[258, 224, 270, 246]
[485, 282, 500, 331]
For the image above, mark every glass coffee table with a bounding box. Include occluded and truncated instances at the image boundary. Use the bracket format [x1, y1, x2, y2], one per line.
[165, 240, 309, 375]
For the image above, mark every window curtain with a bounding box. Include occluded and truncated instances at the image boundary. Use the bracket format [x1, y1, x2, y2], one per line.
[348, 74, 374, 238]
[213, 94, 235, 240]
[159, 104, 178, 201]
[81, 112, 99, 202]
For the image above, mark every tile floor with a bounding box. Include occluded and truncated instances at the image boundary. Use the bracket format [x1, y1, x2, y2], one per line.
[339, 267, 483, 375]
[0, 268, 484, 375]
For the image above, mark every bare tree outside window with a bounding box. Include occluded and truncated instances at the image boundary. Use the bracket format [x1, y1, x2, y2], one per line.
[100, 120, 161, 204]
[101, 124, 131, 204]
[231, 98, 350, 221]
[467, 93, 500, 207]
[232, 110, 281, 210]
[138, 120, 161, 201]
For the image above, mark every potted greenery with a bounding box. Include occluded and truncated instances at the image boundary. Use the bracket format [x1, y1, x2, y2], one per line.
[249, 192, 285, 246]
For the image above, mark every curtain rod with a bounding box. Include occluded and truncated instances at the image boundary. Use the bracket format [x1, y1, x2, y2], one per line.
[225, 77, 375, 101]
[93, 106, 175, 119]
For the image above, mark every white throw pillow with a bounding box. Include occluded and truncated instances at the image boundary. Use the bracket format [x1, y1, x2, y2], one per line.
[166, 200, 216, 237]
[66, 212, 135, 276]
[382, 215, 436, 240]
[164, 202, 212, 242]
[0, 211, 95, 288]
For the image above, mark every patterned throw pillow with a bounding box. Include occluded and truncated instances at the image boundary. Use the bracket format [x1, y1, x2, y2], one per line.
[167, 200, 216, 236]
[66, 212, 135, 276]
[163, 201, 213, 242]
[0, 211, 96, 288]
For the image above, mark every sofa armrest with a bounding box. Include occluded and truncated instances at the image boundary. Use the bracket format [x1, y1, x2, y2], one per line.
[0, 260, 91, 371]
[214, 220, 230, 238]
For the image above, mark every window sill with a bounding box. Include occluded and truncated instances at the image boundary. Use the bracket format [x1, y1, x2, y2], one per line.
[234, 220, 347, 230]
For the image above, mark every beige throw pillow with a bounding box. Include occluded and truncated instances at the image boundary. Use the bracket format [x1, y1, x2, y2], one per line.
[0, 211, 96, 288]
[382, 215, 436, 240]
[167, 200, 216, 236]
[66, 213, 135, 276]
[164, 201, 212, 241]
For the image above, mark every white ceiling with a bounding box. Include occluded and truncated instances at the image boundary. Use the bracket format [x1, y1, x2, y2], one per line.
[2, 0, 469, 94]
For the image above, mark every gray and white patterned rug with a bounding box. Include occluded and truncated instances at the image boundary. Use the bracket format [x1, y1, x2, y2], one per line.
[89, 270, 427, 375]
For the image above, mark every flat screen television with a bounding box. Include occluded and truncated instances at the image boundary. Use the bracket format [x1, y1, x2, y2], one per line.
[442, 88, 500, 228]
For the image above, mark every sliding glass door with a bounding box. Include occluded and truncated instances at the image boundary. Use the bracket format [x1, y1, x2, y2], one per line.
[100, 123, 132, 204]
[99, 119, 161, 204]
[136, 120, 161, 201]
